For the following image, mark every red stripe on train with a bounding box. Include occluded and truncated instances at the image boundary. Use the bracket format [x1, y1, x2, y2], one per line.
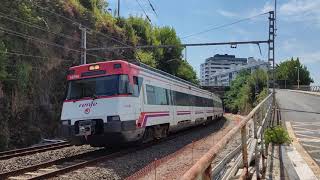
[137, 111, 170, 128]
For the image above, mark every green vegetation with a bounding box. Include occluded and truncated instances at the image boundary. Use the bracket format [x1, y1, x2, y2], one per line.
[0, 0, 198, 150]
[224, 69, 268, 114]
[276, 57, 313, 87]
[264, 126, 291, 145]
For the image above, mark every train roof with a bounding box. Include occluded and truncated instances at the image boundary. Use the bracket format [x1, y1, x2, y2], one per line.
[70, 60, 219, 98]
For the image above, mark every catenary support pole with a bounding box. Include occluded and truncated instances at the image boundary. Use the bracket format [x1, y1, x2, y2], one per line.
[79, 25, 87, 64]
[118, 0, 120, 17]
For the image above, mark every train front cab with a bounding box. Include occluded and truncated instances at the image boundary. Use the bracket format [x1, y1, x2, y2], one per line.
[60, 61, 146, 146]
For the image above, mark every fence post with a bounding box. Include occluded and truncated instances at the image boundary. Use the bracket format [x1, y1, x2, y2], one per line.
[203, 164, 212, 180]
[261, 100, 271, 177]
[192, 141, 194, 164]
[154, 158, 157, 180]
[253, 113, 260, 179]
[241, 125, 249, 178]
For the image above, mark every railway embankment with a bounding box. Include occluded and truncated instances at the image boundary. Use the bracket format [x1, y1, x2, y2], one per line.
[0, 116, 232, 180]
[126, 113, 242, 180]
[0, 145, 97, 175]
[48, 116, 233, 180]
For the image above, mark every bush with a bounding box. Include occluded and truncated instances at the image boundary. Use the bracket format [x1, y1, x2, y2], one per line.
[264, 126, 291, 145]
[224, 69, 268, 114]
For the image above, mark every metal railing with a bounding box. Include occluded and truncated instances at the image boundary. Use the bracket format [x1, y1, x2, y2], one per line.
[310, 86, 320, 92]
[289, 85, 320, 92]
[181, 93, 273, 180]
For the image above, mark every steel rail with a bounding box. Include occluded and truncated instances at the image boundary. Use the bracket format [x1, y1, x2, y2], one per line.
[2, 118, 223, 179]
[0, 142, 71, 160]
[181, 93, 273, 180]
[0, 148, 108, 179]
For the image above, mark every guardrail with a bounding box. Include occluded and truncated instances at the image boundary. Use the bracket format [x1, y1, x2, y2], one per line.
[181, 93, 273, 180]
[289, 85, 320, 92]
[310, 86, 320, 92]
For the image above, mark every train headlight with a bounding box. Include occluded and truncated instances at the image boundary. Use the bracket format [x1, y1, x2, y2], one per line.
[107, 115, 120, 122]
[89, 64, 100, 71]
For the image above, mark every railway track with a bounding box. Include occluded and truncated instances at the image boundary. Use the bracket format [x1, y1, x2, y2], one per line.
[0, 142, 71, 160]
[0, 144, 143, 180]
[0, 120, 224, 180]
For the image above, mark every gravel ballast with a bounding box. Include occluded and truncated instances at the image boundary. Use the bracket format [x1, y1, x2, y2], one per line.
[0, 145, 98, 174]
[49, 114, 242, 180]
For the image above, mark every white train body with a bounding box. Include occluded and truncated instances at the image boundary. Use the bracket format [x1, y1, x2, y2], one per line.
[60, 60, 223, 146]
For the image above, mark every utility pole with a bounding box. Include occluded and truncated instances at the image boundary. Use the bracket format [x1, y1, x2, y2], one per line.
[79, 25, 87, 64]
[296, 66, 300, 89]
[118, 0, 120, 17]
[185, 47, 187, 61]
[268, 11, 275, 101]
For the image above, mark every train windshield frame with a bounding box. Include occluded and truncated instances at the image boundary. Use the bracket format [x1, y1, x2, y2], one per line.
[66, 74, 130, 100]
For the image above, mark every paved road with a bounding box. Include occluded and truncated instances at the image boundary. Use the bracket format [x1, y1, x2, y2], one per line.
[276, 90, 320, 165]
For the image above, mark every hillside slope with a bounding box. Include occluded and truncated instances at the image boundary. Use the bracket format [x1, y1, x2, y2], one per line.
[0, 0, 197, 150]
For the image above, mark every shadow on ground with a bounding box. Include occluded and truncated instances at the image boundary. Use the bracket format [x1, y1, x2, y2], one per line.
[98, 117, 229, 179]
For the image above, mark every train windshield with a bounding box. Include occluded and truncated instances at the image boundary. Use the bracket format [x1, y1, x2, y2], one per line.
[66, 75, 130, 100]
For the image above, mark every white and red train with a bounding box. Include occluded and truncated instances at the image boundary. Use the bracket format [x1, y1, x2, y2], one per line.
[60, 60, 223, 146]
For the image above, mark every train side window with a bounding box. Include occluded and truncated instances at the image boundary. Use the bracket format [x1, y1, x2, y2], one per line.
[146, 84, 168, 105]
[170, 90, 176, 105]
[146, 85, 156, 104]
[176, 91, 189, 106]
[166, 89, 171, 105]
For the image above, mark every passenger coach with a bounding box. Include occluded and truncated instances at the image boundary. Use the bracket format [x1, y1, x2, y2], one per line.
[60, 60, 223, 146]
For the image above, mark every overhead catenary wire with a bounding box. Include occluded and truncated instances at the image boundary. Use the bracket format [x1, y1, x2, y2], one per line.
[1, 51, 74, 62]
[181, 12, 269, 39]
[31, 1, 141, 61]
[135, 0, 152, 23]
[146, 0, 158, 17]
[0, 12, 86, 45]
[0, 12, 99, 47]
[0, 26, 103, 59]
[31, 1, 134, 48]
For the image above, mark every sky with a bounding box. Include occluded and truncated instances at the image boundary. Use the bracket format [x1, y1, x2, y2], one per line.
[108, 0, 320, 85]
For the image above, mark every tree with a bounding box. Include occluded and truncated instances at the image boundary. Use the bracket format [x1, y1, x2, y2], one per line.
[276, 57, 313, 87]
[176, 61, 198, 84]
[0, 41, 8, 81]
[224, 69, 269, 114]
[125, 17, 198, 84]
[135, 50, 156, 67]
[79, 0, 108, 12]
[0, 41, 9, 150]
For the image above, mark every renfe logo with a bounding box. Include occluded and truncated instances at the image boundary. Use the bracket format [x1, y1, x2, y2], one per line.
[84, 108, 91, 114]
[79, 102, 98, 108]
[79, 102, 98, 114]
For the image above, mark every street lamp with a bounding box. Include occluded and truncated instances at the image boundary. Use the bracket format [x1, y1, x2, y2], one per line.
[295, 66, 300, 89]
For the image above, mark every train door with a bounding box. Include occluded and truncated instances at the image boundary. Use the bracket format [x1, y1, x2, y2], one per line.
[169, 86, 176, 126]
[133, 76, 144, 118]
[174, 89, 192, 129]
